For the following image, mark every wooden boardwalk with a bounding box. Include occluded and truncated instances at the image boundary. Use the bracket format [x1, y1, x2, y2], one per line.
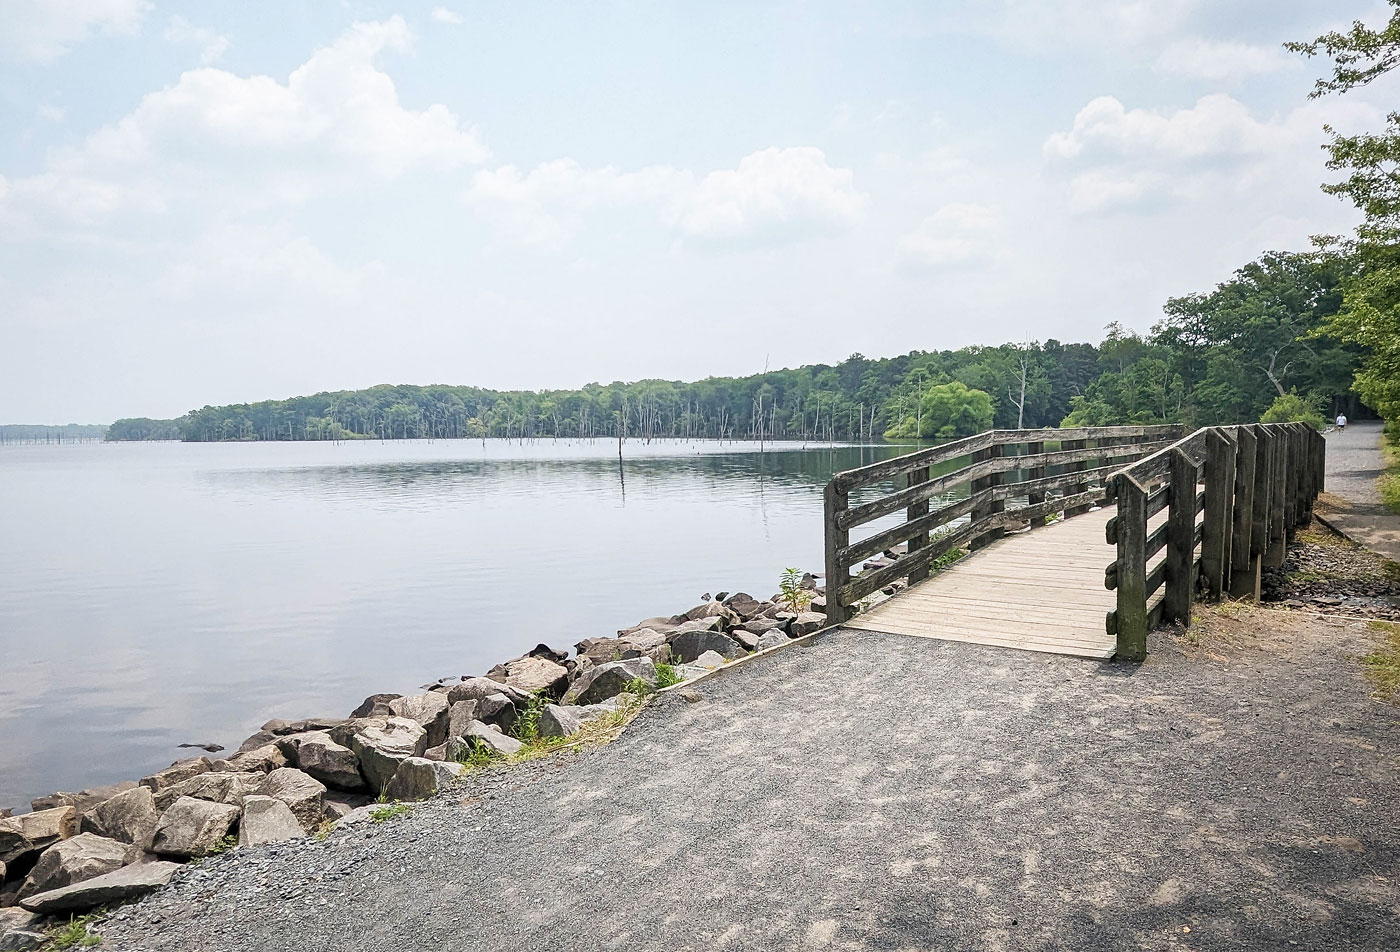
[847, 507, 1118, 659]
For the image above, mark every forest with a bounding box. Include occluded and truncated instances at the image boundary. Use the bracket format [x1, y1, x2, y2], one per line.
[105, 247, 1368, 444]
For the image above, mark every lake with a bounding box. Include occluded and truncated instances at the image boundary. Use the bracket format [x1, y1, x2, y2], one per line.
[0, 438, 909, 810]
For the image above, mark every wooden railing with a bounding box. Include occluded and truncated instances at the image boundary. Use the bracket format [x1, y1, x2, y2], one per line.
[1104, 422, 1325, 660]
[823, 425, 1185, 626]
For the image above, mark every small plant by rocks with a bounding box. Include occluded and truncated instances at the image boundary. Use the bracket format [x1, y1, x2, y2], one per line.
[45, 913, 102, 949]
[369, 802, 412, 824]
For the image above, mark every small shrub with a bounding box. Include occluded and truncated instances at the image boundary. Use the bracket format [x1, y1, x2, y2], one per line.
[778, 567, 813, 612]
[207, 833, 238, 855]
[513, 693, 549, 744]
[452, 744, 497, 771]
[370, 802, 412, 824]
[46, 915, 102, 949]
[1260, 392, 1326, 431]
[654, 663, 683, 689]
[622, 676, 655, 696]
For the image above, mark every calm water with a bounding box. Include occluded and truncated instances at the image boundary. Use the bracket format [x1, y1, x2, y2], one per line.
[0, 438, 907, 809]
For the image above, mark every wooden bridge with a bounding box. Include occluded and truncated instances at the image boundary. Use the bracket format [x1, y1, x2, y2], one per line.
[822, 423, 1325, 661]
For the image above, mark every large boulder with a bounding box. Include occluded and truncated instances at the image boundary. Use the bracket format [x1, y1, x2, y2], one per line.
[668, 629, 745, 664]
[0, 807, 78, 865]
[538, 703, 617, 740]
[722, 592, 769, 621]
[214, 744, 289, 774]
[153, 771, 261, 812]
[789, 612, 826, 637]
[18, 834, 131, 899]
[476, 693, 518, 733]
[256, 769, 326, 832]
[30, 782, 137, 815]
[79, 786, 158, 847]
[463, 721, 523, 758]
[617, 617, 679, 638]
[237, 796, 304, 847]
[236, 730, 278, 754]
[755, 630, 791, 652]
[149, 797, 239, 859]
[561, 657, 656, 705]
[293, 732, 365, 792]
[682, 601, 741, 626]
[447, 677, 531, 708]
[0, 909, 41, 951]
[348, 718, 427, 793]
[349, 693, 402, 717]
[18, 861, 181, 915]
[671, 615, 728, 636]
[139, 757, 211, 794]
[739, 616, 787, 635]
[387, 694, 451, 748]
[731, 629, 759, 651]
[575, 637, 644, 665]
[491, 655, 568, 695]
[423, 738, 470, 762]
[260, 717, 347, 736]
[447, 700, 478, 742]
[382, 758, 463, 802]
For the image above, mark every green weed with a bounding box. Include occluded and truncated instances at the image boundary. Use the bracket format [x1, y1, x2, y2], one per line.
[1362, 621, 1400, 702]
[370, 802, 412, 824]
[45, 914, 102, 950]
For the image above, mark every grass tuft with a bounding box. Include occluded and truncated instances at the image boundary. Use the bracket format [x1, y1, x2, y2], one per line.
[1362, 620, 1400, 702]
[369, 802, 412, 824]
[45, 914, 102, 949]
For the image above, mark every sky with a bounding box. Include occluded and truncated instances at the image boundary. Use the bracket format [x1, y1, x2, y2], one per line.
[0, 1, 1395, 423]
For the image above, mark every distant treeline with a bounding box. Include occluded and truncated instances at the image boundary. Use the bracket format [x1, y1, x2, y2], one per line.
[0, 424, 108, 444]
[101, 250, 1367, 444]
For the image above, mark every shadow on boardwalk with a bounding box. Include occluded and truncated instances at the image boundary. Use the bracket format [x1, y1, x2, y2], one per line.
[103, 616, 1399, 951]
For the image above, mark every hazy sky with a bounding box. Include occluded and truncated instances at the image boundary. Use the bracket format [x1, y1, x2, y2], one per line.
[1, 1, 1393, 422]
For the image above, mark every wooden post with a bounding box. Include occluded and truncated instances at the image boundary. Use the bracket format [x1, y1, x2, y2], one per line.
[1025, 441, 1045, 527]
[905, 466, 930, 585]
[1265, 425, 1288, 568]
[1163, 448, 1197, 626]
[1201, 428, 1235, 600]
[823, 479, 850, 625]
[1113, 474, 1149, 661]
[1230, 425, 1258, 599]
[971, 442, 1005, 550]
[1063, 438, 1091, 517]
[1285, 424, 1302, 537]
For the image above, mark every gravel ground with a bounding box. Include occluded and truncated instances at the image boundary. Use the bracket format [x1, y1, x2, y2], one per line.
[1325, 421, 1389, 511]
[1262, 521, 1400, 621]
[99, 618, 1400, 952]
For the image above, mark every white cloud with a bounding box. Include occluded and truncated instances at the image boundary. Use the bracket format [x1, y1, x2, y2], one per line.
[37, 104, 66, 123]
[164, 15, 230, 65]
[0, 0, 151, 63]
[431, 7, 465, 25]
[1044, 94, 1279, 162]
[464, 147, 866, 248]
[1154, 38, 1299, 81]
[898, 202, 999, 270]
[0, 17, 489, 228]
[667, 147, 867, 243]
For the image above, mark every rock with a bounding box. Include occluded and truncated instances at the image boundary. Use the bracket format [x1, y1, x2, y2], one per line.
[493, 655, 569, 695]
[447, 700, 478, 742]
[721, 592, 768, 620]
[255, 768, 326, 832]
[236, 730, 278, 754]
[683, 601, 741, 626]
[476, 694, 518, 733]
[755, 630, 790, 651]
[691, 650, 729, 670]
[17, 861, 181, 915]
[0, 807, 78, 865]
[176, 741, 224, 753]
[149, 797, 239, 859]
[237, 796, 304, 847]
[387, 693, 451, 748]
[29, 781, 137, 815]
[668, 629, 744, 664]
[561, 657, 656, 705]
[0, 909, 40, 951]
[731, 629, 759, 651]
[522, 642, 569, 663]
[382, 758, 463, 802]
[622, 628, 669, 651]
[447, 677, 531, 708]
[574, 636, 642, 665]
[18, 834, 131, 899]
[617, 617, 679, 638]
[293, 732, 365, 792]
[423, 739, 469, 762]
[538, 703, 617, 739]
[790, 612, 826, 637]
[321, 793, 373, 821]
[671, 615, 728, 636]
[153, 771, 262, 812]
[740, 616, 787, 635]
[260, 717, 347, 736]
[809, 595, 827, 613]
[139, 757, 211, 794]
[80, 786, 158, 847]
[215, 744, 289, 774]
[349, 718, 428, 793]
[350, 693, 402, 717]
[463, 721, 524, 758]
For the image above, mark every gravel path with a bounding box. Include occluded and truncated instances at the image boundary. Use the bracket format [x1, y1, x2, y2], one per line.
[1321, 421, 1400, 563]
[100, 619, 1399, 951]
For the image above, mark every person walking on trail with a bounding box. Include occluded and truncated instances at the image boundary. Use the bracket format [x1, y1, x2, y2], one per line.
[1336, 413, 1348, 431]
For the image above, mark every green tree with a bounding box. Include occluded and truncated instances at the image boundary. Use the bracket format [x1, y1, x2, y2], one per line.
[1260, 392, 1327, 431]
[883, 381, 995, 440]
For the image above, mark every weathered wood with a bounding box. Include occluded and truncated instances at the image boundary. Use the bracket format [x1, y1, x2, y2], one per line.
[837, 521, 977, 605]
[1163, 448, 1197, 626]
[971, 443, 1005, 550]
[1229, 425, 1258, 599]
[1265, 425, 1288, 568]
[1252, 426, 1273, 561]
[1285, 424, 1302, 539]
[989, 463, 1119, 502]
[1062, 438, 1092, 518]
[838, 456, 999, 530]
[905, 466, 931, 586]
[1113, 474, 1149, 661]
[833, 430, 996, 491]
[823, 480, 850, 625]
[1024, 440, 1045, 529]
[837, 491, 987, 570]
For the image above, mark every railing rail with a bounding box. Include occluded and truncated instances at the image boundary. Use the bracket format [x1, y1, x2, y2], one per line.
[1103, 422, 1325, 660]
[823, 425, 1185, 625]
